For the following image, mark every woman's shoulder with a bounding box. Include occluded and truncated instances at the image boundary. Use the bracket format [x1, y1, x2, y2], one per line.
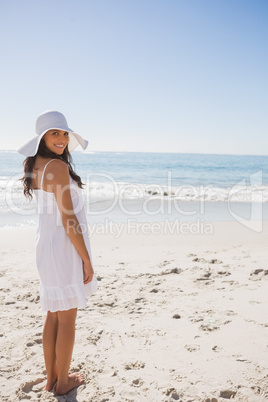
[34, 156, 66, 170]
[47, 158, 67, 169]
[46, 159, 69, 176]
[43, 159, 69, 187]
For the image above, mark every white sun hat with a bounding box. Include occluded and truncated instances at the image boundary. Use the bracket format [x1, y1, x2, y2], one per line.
[17, 110, 88, 157]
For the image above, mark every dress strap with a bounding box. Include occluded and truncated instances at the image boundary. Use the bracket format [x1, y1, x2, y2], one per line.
[40, 159, 58, 189]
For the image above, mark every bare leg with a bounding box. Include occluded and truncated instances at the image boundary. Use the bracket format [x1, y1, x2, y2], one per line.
[43, 311, 58, 391]
[55, 308, 84, 395]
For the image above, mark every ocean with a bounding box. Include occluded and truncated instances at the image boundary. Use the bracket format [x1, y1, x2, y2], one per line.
[1, 150, 268, 228]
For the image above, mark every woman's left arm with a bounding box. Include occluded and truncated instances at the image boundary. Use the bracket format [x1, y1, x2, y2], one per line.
[50, 161, 94, 284]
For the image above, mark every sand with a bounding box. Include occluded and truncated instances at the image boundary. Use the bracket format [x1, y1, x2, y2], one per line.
[0, 220, 267, 402]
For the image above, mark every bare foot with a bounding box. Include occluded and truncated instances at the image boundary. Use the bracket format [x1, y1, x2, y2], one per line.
[56, 372, 85, 395]
[45, 376, 57, 392]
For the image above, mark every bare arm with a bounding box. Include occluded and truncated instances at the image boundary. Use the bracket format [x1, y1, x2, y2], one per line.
[47, 160, 93, 284]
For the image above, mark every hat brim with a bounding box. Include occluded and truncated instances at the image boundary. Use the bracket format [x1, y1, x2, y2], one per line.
[17, 127, 88, 157]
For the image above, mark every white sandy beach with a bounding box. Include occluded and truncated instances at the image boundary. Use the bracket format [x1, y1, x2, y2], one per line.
[0, 220, 267, 402]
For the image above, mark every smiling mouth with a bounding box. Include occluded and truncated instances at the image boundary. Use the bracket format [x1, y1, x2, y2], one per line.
[54, 144, 65, 148]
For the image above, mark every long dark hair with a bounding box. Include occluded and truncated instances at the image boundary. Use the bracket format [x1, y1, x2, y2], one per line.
[21, 138, 84, 199]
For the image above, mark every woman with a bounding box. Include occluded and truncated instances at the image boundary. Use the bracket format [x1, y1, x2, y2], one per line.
[18, 110, 98, 395]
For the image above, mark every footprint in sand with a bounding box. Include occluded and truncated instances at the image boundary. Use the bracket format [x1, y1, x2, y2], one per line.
[87, 329, 104, 345]
[124, 361, 145, 370]
[209, 259, 223, 264]
[159, 267, 182, 275]
[96, 300, 116, 307]
[184, 344, 200, 352]
[1, 287, 10, 293]
[135, 297, 147, 304]
[4, 300, 16, 305]
[189, 314, 204, 323]
[199, 322, 219, 332]
[19, 377, 45, 394]
[195, 271, 213, 281]
[212, 345, 222, 352]
[219, 389, 236, 398]
[192, 257, 223, 264]
[131, 378, 143, 387]
[26, 337, 42, 347]
[192, 257, 207, 263]
[159, 260, 173, 267]
[224, 310, 236, 316]
[249, 269, 268, 281]
[165, 387, 181, 400]
[217, 270, 231, 277]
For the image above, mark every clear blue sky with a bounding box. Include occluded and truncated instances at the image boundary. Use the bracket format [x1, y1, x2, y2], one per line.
[0, 0, 267, 154]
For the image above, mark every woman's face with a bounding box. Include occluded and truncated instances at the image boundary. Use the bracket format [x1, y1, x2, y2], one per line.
[43, 129, 69, 155]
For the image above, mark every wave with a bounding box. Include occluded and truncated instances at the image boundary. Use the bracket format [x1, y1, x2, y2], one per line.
[82, 181, 268, 203]
[1, 176, 268, 212]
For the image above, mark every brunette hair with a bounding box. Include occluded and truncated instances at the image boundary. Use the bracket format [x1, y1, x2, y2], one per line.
[21, 138, 84, 199]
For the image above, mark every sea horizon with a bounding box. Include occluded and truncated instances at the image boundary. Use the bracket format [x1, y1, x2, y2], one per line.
[1, 148, 268, 157]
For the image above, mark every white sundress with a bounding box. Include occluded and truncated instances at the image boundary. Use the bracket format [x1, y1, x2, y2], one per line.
[33, 159, 98, 312]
